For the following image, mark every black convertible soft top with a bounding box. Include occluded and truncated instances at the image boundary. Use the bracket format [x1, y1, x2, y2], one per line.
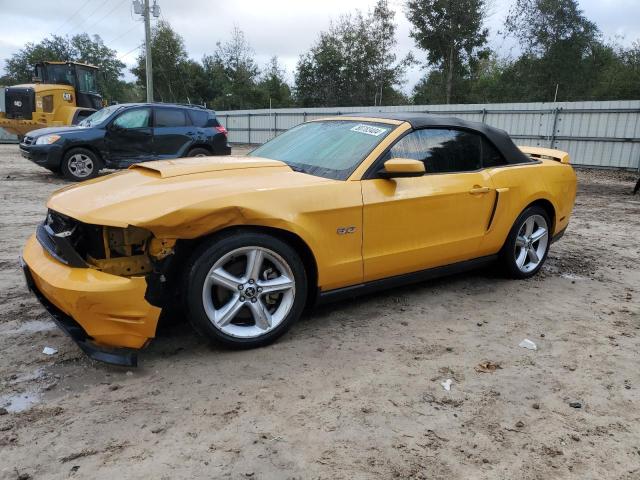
[357, 112, 533, 165]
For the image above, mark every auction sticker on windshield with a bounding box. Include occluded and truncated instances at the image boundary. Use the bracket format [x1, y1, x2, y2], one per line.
[350, 124, 389, 136]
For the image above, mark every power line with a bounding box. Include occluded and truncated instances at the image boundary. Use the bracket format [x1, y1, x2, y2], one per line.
[118, 43, 143, 60]
[106, 20, 141, 45]
[53, 0, 94, 34]
[84, 0, 129, 34]
[62, 0, 111, 36]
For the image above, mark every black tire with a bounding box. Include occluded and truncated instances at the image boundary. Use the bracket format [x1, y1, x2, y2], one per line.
[61, 147, 101, 181]
[184, 231, 308, 348]
[500, 205, 551, 279]
[187, 147, 211, 157]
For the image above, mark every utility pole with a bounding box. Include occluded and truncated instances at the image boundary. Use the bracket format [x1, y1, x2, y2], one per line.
[144, 0, 153, 102]
[133, 0, 160, 102]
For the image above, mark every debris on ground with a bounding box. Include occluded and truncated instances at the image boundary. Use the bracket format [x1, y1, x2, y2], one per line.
[569, 401, 583, 409]
[474, 361, 502, 373]
[59, 449, 98, 463]
[441, 379, 453, 391]
[519, 339, 537, 350]
[42, 346, 58, 355]
[0, 153, 638, 479]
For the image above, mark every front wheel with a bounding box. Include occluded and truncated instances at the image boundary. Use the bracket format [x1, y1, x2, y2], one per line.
[184, 232, 307, 348]
[501, 206, 551, 279]
[61, 148, 100, 181]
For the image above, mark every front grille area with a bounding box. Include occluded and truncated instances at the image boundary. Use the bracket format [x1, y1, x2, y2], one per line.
[37, 210, 154, 276]
[22, 136, 34, 146]
[38, 210, 105, 267]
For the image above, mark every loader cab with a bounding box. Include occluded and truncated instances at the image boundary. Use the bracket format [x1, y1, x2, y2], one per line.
[33, 62, 102, 110]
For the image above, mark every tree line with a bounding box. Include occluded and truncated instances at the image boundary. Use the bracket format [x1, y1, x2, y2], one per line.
[2, 0, 639, 109]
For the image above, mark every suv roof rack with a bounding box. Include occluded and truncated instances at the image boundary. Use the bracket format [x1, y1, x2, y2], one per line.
[153, 102, 208, 110]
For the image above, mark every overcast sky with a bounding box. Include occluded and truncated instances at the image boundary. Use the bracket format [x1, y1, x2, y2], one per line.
[1, 0, 639, 95]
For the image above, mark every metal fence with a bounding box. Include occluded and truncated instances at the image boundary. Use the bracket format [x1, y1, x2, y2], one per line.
[217, 100, 640, 170]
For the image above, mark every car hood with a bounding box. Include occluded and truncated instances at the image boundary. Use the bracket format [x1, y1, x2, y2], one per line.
[28, 125, 81, 137]
[47, 155, 333, 235]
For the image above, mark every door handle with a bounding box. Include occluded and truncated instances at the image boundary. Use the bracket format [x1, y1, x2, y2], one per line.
[469, 186, 492, 194]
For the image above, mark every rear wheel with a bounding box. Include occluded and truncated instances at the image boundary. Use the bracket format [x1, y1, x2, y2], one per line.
[501, 206, 551, 279]
[188, 147, 210, 157]
[61, 148, 101, 181]
[184, 232, 307, 348]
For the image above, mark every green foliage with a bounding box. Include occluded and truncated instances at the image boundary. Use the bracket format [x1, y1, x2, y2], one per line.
[205, 27, 264, 109]
[505, 0, 599, 57]
[132, 20, 191, 103]
[410, 0, 640, 104]
[3, 33, 127, 101]
[406, 0, 489, 104]
[258, 57, 294, 108]
[131, 23, 287, 109]
[2, 5, 638, 109]
[295, 0, 411, 107]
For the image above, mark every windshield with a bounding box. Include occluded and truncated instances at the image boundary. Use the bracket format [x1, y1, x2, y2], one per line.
[45, 64, 75, 86]
[78, 105, 120, 127]
[249, 120, 394, 180]
[76, 67, 98, 93]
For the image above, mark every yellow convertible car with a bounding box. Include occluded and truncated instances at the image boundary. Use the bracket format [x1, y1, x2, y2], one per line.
[21, 113, 577, 365]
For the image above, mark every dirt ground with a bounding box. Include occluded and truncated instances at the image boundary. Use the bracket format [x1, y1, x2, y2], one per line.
[0, 143, 638, 480]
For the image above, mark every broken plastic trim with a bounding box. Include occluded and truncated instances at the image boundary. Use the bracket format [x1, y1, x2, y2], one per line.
[36, 222, 87, 268]
[20, 257, 138, 367]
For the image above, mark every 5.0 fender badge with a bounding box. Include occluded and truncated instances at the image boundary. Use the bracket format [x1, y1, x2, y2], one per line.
[336, 226, 357, 235]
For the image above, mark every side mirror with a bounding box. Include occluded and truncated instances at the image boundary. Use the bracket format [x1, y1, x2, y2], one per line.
[377, 158, 425, 179]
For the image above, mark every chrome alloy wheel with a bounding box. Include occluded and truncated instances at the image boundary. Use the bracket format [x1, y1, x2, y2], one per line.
[201, 246, 296, 338]
[514, 214, 549, 273]
[68, 153, 94, 178]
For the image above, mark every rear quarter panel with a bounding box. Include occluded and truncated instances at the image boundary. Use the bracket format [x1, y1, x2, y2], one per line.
[482, 160, 577, 254]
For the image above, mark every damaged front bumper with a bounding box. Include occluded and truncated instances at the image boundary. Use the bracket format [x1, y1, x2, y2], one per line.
[21, 235, 162, 366]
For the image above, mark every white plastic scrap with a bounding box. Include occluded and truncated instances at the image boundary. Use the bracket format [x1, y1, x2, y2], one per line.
[42, 346, 58, 355]
[441, 379, 453, 391]
[519, 339, 537, 350]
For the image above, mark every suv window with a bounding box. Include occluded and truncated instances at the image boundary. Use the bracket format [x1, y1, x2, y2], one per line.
[113, 108, 150, 129]
[187, 109, 219, 127]
[386, 128, 483, 173]
[155, 108, 187, 127]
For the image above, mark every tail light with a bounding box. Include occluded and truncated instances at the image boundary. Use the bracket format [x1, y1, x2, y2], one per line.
[214, 125, 228, 136]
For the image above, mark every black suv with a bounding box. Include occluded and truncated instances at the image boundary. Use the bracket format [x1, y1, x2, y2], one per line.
[20, 103, 231, 181]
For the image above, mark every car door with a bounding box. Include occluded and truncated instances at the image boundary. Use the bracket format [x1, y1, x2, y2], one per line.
[362, 128, 497, 282]
[153, 107, 193, 159]
[104, 107, 153, 166]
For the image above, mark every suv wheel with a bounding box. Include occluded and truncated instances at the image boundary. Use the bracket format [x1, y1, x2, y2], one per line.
[184, 231, 307, 348]
[61, 148, 101, 181]
[188, 148, 210, 157]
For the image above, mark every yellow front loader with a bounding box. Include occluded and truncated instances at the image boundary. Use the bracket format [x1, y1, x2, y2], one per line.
[0, 61, 103, 138]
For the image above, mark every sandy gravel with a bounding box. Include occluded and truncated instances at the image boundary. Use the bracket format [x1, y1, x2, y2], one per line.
[0, 143, 638, 480]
